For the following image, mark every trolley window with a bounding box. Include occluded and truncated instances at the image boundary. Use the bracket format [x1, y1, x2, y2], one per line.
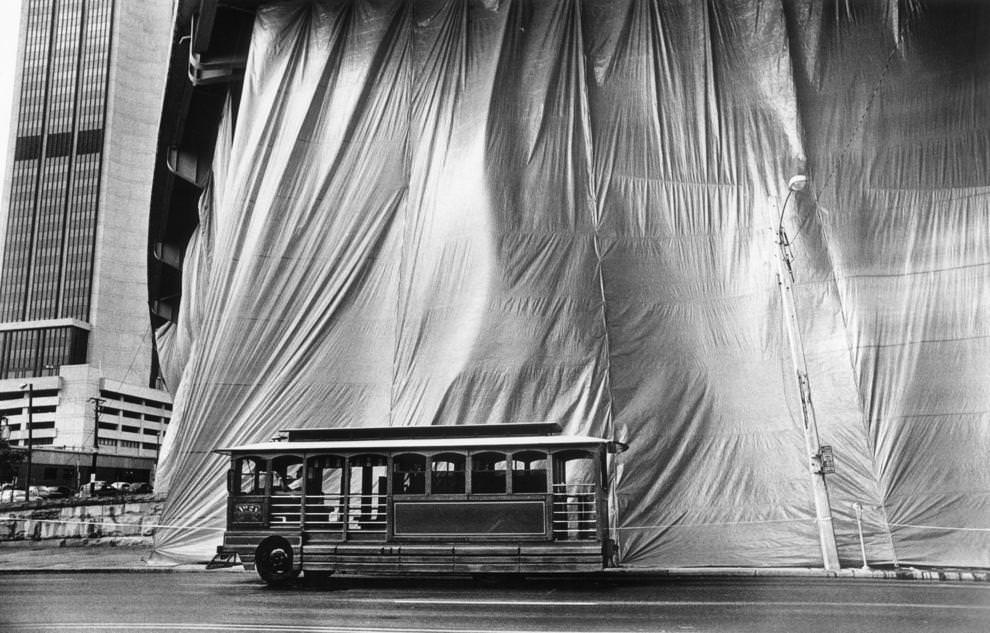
[431, 453, 466, 494]
[393, 453, 427, 495]
[553, 449, 596, 486]
[552, 449, 598, 541]
[306, 455, 345, 531]
[471, 451, 507, 494]
[306, 455, 344, 495]
[348, 454, 388, 532]
[349, 454, 387, 496]
[233, 456, 268, 495]
[271, 455, 304, 494]
[512, 450, 548, 493]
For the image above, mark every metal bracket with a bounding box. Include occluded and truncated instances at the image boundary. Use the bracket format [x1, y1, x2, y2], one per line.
[206, 550, 241, 569]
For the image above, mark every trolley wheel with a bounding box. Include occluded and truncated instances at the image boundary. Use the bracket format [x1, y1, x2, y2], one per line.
[255, 537, 299, 587]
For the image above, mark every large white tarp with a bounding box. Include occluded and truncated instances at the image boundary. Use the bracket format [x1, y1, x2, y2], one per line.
[152, 0, 990, 568]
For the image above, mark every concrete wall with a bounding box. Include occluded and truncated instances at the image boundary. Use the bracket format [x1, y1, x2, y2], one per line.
[88, 0, 175, 387]
[0, 498, 163, 541]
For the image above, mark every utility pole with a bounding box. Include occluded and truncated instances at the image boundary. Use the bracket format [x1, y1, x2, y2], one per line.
[19, 383, 33, 501]
[152, 427, 163, 489]
[89, 397, 105, 490]
[772, 178, 841, 571]
[0, 416, 8, 502]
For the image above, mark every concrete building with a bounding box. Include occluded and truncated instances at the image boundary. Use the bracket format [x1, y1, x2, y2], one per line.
[0, 0, 174, 489]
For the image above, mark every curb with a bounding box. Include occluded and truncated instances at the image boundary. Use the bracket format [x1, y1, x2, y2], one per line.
[604, 567, 990, 582]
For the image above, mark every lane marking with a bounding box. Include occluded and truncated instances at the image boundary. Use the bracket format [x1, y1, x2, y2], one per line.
[394, 599, 600, 606]
[388, 597, 990, 610]
[0, 624, 617, 633]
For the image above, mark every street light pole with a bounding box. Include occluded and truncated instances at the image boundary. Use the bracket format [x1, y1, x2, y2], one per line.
[89, 397, 105, 490]
[19, 383, 33, 501]
[772, 177, 841, 571]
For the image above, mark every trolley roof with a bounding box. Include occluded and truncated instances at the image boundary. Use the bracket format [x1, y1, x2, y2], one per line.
[282, 422, 564, 442]
[215, 423, 611, 454]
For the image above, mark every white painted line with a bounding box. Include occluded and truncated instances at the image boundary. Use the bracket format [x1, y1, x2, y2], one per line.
[387, 597, 990, 611]
[0, 624, 610, 633]
[393, 599, 600, 606]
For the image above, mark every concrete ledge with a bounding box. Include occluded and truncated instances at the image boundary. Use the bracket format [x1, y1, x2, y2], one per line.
[0, 497, 164, 542]
[0, 536, 152, 548]
[0, 565, 242, 574]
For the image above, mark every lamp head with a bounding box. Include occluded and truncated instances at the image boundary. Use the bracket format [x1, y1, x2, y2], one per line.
[787, 175, 808, 192]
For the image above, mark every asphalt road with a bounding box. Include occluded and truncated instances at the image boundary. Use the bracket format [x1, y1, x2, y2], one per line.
[0, 572, 988, 633]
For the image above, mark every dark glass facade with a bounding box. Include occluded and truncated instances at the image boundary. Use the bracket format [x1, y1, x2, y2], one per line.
[0, 324, 89, 378]
[0, 0, 114, 378]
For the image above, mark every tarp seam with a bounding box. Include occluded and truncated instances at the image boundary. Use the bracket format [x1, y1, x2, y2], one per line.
[574, 0, 620, 549]
[391, 4, 414, 428]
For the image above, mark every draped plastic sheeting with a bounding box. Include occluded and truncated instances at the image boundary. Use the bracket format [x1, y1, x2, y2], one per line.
[151, 0, 990, 567]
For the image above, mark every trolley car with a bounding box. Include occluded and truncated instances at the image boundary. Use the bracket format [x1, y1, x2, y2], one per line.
[213, 423, 620, 585]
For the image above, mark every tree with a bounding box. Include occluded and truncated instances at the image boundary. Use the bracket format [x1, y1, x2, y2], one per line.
[0, 437, 25, 483]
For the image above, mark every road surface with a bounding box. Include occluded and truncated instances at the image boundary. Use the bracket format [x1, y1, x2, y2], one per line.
[0, 572, 987, 632]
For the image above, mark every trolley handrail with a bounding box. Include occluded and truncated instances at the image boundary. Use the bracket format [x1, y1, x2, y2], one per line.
[272, 487, 597, 539]
[551, 485, 599, 540]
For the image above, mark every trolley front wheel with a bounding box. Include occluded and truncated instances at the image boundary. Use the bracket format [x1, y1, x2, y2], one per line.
[255, 537, 299, 587]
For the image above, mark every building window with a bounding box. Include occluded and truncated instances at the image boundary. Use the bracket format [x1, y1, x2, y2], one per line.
[14, 134, 42, 160]
[76, 128, 103, 154]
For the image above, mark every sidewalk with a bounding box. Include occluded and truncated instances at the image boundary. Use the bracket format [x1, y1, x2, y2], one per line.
[0, 539, 216, 573]
[0, 539, 986, 580]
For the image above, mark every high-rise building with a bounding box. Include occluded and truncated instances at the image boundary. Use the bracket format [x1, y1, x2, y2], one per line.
[0, 0, 174, 489]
